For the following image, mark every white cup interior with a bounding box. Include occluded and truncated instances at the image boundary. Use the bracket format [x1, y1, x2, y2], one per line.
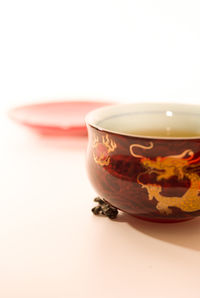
[86, 103, 200, 139]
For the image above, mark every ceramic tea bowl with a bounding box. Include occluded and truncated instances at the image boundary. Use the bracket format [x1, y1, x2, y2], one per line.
[86, 103, 200, 223]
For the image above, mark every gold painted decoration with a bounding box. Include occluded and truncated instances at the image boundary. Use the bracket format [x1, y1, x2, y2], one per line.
[130, 142, 200, 214]
[93, 134, 117, 166]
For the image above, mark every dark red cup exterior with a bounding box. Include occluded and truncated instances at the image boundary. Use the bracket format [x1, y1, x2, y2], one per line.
[87, 125, 200, 223]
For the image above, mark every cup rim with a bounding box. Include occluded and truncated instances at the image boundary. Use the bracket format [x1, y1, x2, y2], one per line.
[85, 102, 200, 140]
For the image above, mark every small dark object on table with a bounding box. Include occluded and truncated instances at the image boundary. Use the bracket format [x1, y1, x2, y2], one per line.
[91, 197, 118, 219]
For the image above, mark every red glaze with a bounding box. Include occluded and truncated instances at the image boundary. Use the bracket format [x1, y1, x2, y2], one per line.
[87, 126, 200, 223]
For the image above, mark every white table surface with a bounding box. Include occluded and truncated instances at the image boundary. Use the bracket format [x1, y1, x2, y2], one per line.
[1, 112, 200, 298]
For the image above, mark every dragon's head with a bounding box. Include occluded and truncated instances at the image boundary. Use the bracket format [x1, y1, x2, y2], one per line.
[130, 142, 197, 181]
[141, 156, 189, 180]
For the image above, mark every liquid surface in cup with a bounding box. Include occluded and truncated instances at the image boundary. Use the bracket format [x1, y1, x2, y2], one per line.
[126, 129, 200, 137]
[88, 103, 200, 138]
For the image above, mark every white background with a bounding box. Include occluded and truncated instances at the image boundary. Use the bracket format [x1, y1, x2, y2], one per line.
[1, 0, 200, 110]
[1, 1, 200, 298]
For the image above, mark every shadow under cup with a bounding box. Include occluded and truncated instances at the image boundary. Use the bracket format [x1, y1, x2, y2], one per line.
[86, 103, 200, 223]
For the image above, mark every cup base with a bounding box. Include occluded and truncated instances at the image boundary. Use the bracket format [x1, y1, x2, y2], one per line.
[132, 214, 195, 224]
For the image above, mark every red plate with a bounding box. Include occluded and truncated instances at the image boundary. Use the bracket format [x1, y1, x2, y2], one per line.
[9, 101, 114, 136]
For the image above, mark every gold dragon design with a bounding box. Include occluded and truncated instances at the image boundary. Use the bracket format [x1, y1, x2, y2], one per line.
[130, 142, 200, 215]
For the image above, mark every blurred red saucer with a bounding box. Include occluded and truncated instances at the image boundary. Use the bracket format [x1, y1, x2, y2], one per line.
[8, 101, 114, 136]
